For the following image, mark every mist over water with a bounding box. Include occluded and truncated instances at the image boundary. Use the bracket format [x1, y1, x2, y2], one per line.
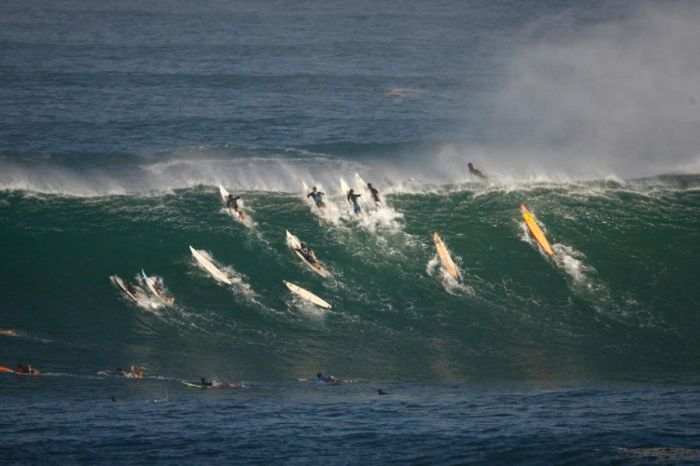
[2, 2, 699, 195]
[481, 2, 700, 178]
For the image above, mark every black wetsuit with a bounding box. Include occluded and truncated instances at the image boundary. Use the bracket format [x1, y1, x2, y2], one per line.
[226, 195, 241, 211]
[369, 186, 380, 204]
[300, 245, 317, 264]
[469, 165, 487, 180]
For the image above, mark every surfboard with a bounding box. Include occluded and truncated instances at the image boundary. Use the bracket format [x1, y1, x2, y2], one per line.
[0, 365, 15, 374]
[182, 380, 205, 389]
[520, 203, 554, 257]
[285, 231, 330, 278]
[111, 275, 138, 302]
[433, 233, 460, 281]
[283, 280, 332, 309]
[189, 246, 233, 285]
[141, 269, 173, 305]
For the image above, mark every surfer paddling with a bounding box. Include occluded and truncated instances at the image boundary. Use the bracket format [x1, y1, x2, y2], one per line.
[468, 162, 487, 181]
[307, 186, 326, 209]
[15, 363, 40, 375]
[316, 372, 338, 384]
[226, 194, 245, 219]
[298, 242, 321, 270]
[347, 189, 362, 215]
[198, 377, 236, 388]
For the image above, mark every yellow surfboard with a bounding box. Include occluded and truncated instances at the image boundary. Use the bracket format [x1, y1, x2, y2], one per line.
[520, 203, 554, 256]
[433, 233, 460, 281]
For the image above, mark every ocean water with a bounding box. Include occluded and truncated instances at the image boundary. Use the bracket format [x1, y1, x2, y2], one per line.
[2, 0, 700, 464]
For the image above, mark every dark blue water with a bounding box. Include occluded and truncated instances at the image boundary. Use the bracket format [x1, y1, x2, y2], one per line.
[3, 378, 700, 465]
[2, 0, 700, 463]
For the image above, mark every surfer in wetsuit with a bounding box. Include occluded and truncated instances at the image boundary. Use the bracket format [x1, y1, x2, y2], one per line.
[347, 189, 362, 215]
[298, 242, 322, 271]
[307, 187, 326, 209]
[129, 364, 144, 379]
[200, 377, 213, 388]
[468, 162, 487, 181]
[153, 277, 175, 305]
[316, 372, 337, 384]
[16, 363, 39, 375]
[367, 183, 381, 205]
[226, 194, 245, 218]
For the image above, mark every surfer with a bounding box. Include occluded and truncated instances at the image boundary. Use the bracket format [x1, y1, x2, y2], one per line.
[153, 277, 175, 305]
[468, 162, 487, 181]
[377, 389, 389, 395]
[129, 364, 145, 379]
[316, 372, 337, 384]
[307, 187, 326, 209]
[367, 183, 381, 205]
[298, 242, 319, 266]
[226, 194, 245, 218]
[347, 189, 362, 215]
[199, 377, 235, 388]
[15, 363, 39, 375]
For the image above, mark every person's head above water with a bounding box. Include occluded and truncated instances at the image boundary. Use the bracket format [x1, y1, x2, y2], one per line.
[312, 186, 317, 191]
[349, 189, 354, 194]
[468, 162, 474, 168]
[316, 372, 322, 377]
[367, 183, 373, 188]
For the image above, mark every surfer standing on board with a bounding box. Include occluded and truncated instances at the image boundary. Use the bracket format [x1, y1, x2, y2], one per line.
[468, 162, 487, 181]
[307, 187, 326, 209]
[347, 189, 362, 215]
[226, 194, 244, 218]
[367, 183, 381, 205]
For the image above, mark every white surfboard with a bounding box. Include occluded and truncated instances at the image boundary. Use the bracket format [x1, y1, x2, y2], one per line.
[189, 246, 232, 285]
[111, 275, 138, 302]
[111, 275, 157, 309]
[340, 177, 350, 198]
[433, 233, 461, 281]
[141, 269, 173, 305]
[285, 231, 330, 278]
[283, 280, 332, 309]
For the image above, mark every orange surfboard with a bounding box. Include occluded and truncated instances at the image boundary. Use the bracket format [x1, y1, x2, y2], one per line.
[520, 203, 554, 256]
[0, 365, 16, 374]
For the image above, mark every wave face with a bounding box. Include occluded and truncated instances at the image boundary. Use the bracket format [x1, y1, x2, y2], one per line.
[2, 0, 700, 385]
[2, 176, 699, 383]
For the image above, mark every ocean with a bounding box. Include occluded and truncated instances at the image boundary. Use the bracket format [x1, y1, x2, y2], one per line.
[2, 0, 700, 464]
